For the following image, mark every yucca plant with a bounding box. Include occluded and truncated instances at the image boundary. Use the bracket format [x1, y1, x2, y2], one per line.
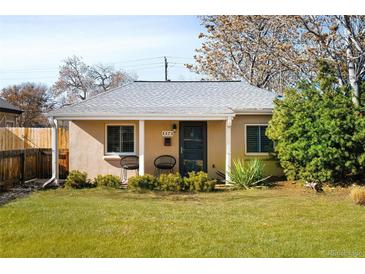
[228, 158, 265, 189]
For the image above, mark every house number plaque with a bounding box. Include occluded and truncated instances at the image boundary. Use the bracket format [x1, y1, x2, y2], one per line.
[162, 131, 174, 137]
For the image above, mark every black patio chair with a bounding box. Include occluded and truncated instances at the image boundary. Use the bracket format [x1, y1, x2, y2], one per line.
[154, 155, 176, 176]
[120, 155, 139, 183]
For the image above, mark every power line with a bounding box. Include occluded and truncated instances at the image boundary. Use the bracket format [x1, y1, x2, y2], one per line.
[111, 56, 164, 64]
[0, 69, 59, 74]
[0, 62, 165, 74]
[0, 56, 195, 73]
[0, 76, 58, 80]
[123, 62, 164, 69]
[130, 66, 164, 71]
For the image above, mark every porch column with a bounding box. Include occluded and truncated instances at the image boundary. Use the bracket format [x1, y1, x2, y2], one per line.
[52, 118, 59, 184]
[225, 117, 232, 184]
[138, 120, 145, 176]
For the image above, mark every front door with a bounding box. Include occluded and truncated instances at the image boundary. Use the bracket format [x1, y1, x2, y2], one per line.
[179, 121, 207, 176]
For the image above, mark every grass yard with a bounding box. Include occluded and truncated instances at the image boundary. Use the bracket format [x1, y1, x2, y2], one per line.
[0, 184, 365, 258]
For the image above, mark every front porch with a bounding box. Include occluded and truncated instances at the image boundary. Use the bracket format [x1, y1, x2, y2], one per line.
[50, 115, 234, 184]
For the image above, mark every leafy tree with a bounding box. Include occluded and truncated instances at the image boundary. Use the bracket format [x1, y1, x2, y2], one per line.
[1, 83, 55, 127]
[189, 16, 365, 101]
[299, 15, 365, 106]
[53, 55, 134, 104]
[266, 61, 365, 184]
[187, 16, 307, 93]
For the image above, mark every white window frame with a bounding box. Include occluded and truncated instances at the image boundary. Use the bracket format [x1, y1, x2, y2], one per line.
[104, 123, 136, 156]
[244, 124, 271, 156]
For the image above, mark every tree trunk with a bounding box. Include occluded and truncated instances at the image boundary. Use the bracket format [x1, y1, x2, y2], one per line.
[343, 16, 361, 107]
[347, 50, 360, 106]
[344, 30, 360, 106]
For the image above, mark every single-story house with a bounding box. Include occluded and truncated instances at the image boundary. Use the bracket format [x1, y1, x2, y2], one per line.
[0, 97, 22, 127]
[48, 80, 282, 184]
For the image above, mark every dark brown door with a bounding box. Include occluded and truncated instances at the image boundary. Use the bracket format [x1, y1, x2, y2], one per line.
[179, 121, 207, 176]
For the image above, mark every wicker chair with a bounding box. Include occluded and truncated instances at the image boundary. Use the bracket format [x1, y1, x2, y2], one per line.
[120, 155, 139, 183]
[154, 155, 176, 176]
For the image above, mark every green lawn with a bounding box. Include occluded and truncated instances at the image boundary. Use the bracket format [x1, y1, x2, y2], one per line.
[0, 185, 365, 258]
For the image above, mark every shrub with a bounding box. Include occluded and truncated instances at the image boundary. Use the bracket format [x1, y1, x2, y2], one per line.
[128, 174, 158, 191]
[266, 61, 365, 184]
[350, 187, 365, 205]
[94, 174, 120, 188]
[184, 171, 216, 192]
[158, 173, 185, 191]
[228, 158, 265, 189]
[65, 170, 95, 189]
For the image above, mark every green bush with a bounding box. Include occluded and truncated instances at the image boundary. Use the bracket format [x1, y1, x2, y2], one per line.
[128, 174, 158, 191]
[228, 158, 265, 189]
[184, 171, 216, 192]
[128, 172, 215, 192]
[158, 173, 185, 191]
[65, 170, 95, 189]
[94, 174, 120, 188]
[266, 61, 365, 184]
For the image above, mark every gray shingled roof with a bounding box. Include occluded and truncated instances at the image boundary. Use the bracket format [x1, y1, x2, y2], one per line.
[49, 81, 276, 117]
[0, 97, 22, 114]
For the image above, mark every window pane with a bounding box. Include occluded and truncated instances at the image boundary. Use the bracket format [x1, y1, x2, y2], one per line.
[260, 126, 274, 152]
[246, 126, 259, 153]
[107, 125, 134, 153]
[107, 126, 121, 153]
[121, 126, 134, 153]
[122, 141, 134, 153]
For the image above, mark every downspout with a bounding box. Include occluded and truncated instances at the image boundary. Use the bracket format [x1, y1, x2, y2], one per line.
[43, 117, 59, 188]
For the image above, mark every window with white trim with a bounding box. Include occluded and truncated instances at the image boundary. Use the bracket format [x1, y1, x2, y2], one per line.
[246, 125, 273, 153]
[106, 125, 135, 154]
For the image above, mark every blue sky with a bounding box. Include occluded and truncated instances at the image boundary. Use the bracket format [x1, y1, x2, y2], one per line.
[0, 16, 203, 88]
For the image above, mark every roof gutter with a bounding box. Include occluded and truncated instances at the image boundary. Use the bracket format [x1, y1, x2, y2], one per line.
[233, 109, 273, 115]
[0, 107, 23, 114]
[49, 113, 235, 121]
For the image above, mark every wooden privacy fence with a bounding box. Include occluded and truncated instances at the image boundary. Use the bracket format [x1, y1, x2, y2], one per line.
[0, 127, 69, 190]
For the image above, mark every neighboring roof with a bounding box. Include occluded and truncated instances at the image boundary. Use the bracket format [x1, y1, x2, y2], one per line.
[0, 97, 23, 114]
[49, 81, 276, 118]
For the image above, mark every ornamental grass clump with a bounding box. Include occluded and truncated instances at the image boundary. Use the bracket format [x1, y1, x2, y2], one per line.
[350, 187, 365, 206]
[228, 158, 265, 189]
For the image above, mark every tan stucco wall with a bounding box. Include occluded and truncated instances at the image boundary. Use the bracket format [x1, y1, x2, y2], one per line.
[0, 111, 18, 127]
[145, 120, 179, 175]
[207, 120, 225, 178]
[69, 120, 180, 179]
[69, 116, 283, 180]
[69, 120, 139, 179]
[206, 116, 283, 178]
[231, 115, 283, 177]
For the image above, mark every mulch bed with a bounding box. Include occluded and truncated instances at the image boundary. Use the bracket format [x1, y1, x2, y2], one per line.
[0, 180, 45, 206]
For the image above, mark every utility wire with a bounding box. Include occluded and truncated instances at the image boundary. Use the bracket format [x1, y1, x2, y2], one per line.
[2, 56, 194, 72]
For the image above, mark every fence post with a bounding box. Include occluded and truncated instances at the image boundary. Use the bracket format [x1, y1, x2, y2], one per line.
[20, 150, 25, 184]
